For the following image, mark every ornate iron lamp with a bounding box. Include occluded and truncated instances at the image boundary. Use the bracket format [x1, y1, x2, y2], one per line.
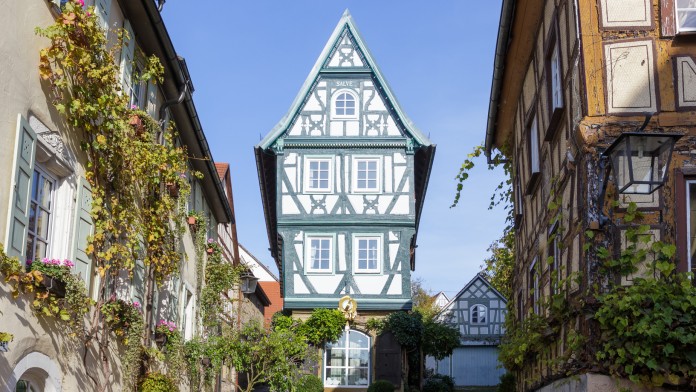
[239, 271, 259, 294]
[603, 132, 682, 194]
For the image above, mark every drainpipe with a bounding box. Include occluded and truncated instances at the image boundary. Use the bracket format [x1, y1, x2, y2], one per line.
[157, 0, 166, 12]
[159, 82, 189, 134]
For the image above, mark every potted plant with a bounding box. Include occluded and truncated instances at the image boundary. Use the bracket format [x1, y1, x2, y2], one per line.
[206, 238, 220, 255]
[100, 297, 142, 338]
[154, 319, 178, 347]
[29, 257, 75, 298]
[187, 210, 203, 228]
[0, 332, 13, 353]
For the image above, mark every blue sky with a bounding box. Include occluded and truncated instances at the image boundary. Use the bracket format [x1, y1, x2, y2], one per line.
[162, 1, 507, 298]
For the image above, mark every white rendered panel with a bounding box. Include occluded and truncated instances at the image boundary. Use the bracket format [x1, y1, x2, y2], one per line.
[389, 232, 398, 242]
[335, 156, 342, 193]
[392, 196, 410, 214]
[389, 243, 399, 269]
[354, 275, 389, 295]
[285, 167, 297, 192]
[385, 156, 393, 193]
[330, 121, 343, 136]
[345, 120, 359, 135]
[338, 234, 347, 271]
[305, 92, 323, 111]
[387, 275, 402, 295]
[325, 195, 339, 212]
[294, 275, 310, 294]
[294, 243, 304, 268]
[282, 196, 300, 214]
[604, 40, 657, 113]
[385, 116, 400, 136]
[365, 90, 386, 111]
[675, 56, 696, 109]
[297, 195, 312, 213]
[308, 274, 344, 293]
[394, 153, 406, 164]
[599, 0, 651, 29]
[394, 166, 406, 188]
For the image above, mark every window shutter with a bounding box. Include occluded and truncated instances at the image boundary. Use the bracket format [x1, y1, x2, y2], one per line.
[146, 81, 158, 119]
[661, 0, 676, 37]
[119, 19, 135, 99]
[94, 0, 112, 35]
[6, 115, 37, 262]
[72, 177, 94, 291]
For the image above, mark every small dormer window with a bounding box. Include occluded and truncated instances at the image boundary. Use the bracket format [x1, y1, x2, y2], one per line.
[470, 304, 487, 324]
[333, 90, 358, 119]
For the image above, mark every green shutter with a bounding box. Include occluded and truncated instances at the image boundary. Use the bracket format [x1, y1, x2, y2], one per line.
[6, 115, 37, 262]
[119, 19, 135, 99]
[95, 0, 112, 35]
[72, 177, 94, 290]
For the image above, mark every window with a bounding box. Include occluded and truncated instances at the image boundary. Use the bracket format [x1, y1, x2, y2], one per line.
[26, 167, 55, 264]
[529, 258, 540, 315]
[324, 329, 370, 386]
[676, 0, 696, 33]
[15, 380, 38, 392]
[549, 45, 563, 111]
[333, 91, 357, 118]
[306, 236, 333, 273]
[685, 181, 696, 275]
[305, 158, 332, 192]
[129, 62, 146, 110]
[526, 113, 541, 194]
[548, 224, 561, 295]
[544, 22, 564, 141]
[353, 157, 380, 192]
[470, 304, 487, 325]
[353, 236, 381, 273]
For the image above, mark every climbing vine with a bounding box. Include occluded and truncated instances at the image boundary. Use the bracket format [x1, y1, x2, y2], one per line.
[35, 1, 193, 389]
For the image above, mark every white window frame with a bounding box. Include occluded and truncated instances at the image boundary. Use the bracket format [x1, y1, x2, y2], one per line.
[529, 114, 540, 176]
[470, 304, 488, 325]
[352, 234, 382, 273]
[686, 180, 696, 273]
[129, 60, 147, 110]
[304, 157, 333, 193]
[352, 157, 381, 193]
[529, 257, 540, 315]
[332, 89, 359, 120]
[305, 235, 334, 274]
[675, 1, 696, 34]
[549, 44, 563, 111]
[26, 166, 56, 264]
[324, 329, 371, 387]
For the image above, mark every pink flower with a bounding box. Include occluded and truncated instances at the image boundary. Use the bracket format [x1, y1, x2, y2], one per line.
[132, 301, 141, 309]
[179, 173, 187, 179]
[130, 104, 138, 110]
[207, 238, 214, 244]
[75, 0, 85, 7]
[86, 11, 92, 17]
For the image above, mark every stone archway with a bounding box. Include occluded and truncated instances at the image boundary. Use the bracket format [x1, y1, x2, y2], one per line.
[7, 352, 62, 392]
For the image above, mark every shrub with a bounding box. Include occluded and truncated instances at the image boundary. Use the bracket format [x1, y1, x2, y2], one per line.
[139, 372, 178, 392]
[367, 380, 395, 392]
[296, 374, 323, 392]
[497, 373, 515, 392]
[422, 374, 454, 392]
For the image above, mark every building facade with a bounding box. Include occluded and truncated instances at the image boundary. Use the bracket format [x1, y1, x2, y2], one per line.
[427, 274, 507, 389]
[255, 10, 435, 391]
[0, 1, 237, 390]
[486, 0, 696, 390]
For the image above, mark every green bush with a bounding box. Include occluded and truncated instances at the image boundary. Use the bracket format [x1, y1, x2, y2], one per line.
[497, 373, 515, 392]
[367, 380, 395, 392]
[422, 374, 454, 392]
[138, 372, 178, 392]
[296, 374, 323, 392]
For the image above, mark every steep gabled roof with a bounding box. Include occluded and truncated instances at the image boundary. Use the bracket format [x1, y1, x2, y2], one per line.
[439, 273, 508, 316]
[256, 9, 433, 150]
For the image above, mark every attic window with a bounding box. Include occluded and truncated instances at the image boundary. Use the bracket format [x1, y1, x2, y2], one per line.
[470, 304, 487, 324]
[334, 90, 358, 119]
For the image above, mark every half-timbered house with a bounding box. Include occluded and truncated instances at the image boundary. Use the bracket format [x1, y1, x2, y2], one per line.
[255, 10, 435, 391]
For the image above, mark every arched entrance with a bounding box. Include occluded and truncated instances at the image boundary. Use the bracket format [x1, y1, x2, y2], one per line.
[8, 352, 62, 392]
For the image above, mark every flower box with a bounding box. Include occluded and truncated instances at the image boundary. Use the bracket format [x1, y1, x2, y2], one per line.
[206, 248, 214, 255]
[40, 275, 66, 298]
[154, 331, 168, 346]
[166, 182, 180, 198]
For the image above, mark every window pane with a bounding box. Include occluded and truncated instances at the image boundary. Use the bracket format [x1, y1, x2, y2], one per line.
[347, 368, 369, 386]
[39, 176, 52, 208]
[327, 346, 346, 366]
[325, 368, 346, 386]
[25, 235, 35, 264]
[368, 180, 377, 189]
[349, 331, 369, 348]
[35, 240, 47, 261]
[28, 203, 37, 232]
[37, 208, 50, 238]
[31, 171, 40, 200]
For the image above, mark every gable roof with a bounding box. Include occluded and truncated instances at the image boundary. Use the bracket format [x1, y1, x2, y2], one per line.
[439, 273, 508, 315]
[256, 9, 433, 150]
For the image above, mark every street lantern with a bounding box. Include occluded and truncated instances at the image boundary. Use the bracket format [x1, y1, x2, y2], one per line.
[603, 132, 682, 194]
[240, 271, 259, 294]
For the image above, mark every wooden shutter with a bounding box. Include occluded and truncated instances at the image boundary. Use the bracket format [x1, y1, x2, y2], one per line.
[6, 115, 37, 262]
[72, 177, 94, 290]
[94, 0, 112, 34]
[119, 19, 135, 99]
[375, 331, 402, 387]
[146, 81, 158, 119]
[661, 0, 676, 37]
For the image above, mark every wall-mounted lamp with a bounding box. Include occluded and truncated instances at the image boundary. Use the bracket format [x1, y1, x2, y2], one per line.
[240, 271, 259, 294]
[597, 132, 681, 225]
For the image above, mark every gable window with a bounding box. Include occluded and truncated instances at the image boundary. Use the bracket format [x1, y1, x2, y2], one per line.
[305, 157, 332, 193]
[306, 236, 333, 273]
[676, 0, 696, 33]
[470, 304, 487, 324]
[26, 167, 55, 264]
[526, 112, 541, 194]
[353, 235, 381, 273]
[352, 157, 380, 193]
[333, 90, 358, 119]
[325, 329, 370, 386]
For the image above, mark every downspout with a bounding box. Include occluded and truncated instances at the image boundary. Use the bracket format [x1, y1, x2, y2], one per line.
[159, 82, 189, 133]
[157, 0, 166, 12]
[484, 0, 516, 163]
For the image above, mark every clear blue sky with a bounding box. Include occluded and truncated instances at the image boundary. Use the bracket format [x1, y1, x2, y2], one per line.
[162, 1, 507, 298]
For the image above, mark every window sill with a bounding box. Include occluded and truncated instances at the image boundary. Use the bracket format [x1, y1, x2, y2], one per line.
[544, 107, 564, 141]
